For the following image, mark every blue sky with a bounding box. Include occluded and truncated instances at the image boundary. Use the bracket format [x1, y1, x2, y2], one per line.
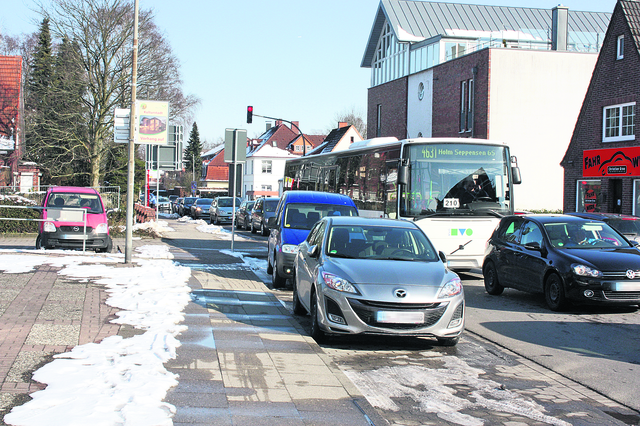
[1, 0, 618, 145]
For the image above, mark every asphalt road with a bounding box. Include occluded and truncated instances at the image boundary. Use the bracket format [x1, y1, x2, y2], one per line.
[171, 220, 640, 425]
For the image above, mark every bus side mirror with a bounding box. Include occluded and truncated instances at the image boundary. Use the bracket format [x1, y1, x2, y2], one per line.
[398, 164, 409, 186]
[512, 166, 522, 185]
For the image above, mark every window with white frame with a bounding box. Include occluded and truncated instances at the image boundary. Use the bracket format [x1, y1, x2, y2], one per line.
[261, 160, 272, 174]
[617, 35, 624, 60]
[261, 185, 272, 191]
[603, 102, 635, 142]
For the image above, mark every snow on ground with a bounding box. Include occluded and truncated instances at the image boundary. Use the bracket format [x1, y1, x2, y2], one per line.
[343, 353, 572, 426]
[0, 245, 191, 426]
[180, 215, 253, 242]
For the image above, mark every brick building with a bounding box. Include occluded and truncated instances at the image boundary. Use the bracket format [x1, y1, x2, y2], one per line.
[361, 1, 611, 210]
[562, 0, 640, 215]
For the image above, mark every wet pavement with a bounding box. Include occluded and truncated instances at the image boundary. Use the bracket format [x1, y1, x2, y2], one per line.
[0, 221, 639, 425]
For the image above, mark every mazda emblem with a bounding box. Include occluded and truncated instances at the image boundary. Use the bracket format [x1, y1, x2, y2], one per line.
[394, 289, 407, 298]
[626, 270, 636, 279]
[73, 226, 80, 232]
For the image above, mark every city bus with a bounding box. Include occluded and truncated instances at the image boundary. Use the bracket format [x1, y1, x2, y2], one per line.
[282, 137, 522, 270]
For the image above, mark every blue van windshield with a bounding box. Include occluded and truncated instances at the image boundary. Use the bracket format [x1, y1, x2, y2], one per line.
[284, 203, 358, 230]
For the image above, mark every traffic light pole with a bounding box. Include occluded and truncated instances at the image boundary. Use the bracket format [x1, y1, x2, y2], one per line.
[249, 110, 306, 156]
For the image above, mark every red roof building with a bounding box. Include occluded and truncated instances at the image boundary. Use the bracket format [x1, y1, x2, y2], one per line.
[0, 56, 26, 187]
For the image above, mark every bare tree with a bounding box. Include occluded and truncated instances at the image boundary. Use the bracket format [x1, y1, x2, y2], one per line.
[33, 0, 200, 187]
[327, 106, 367, 139]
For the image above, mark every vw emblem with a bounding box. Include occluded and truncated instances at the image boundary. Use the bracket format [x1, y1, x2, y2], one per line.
[626, 270, 636, 279]
[394, 289, 407, 298]
[73, 226, 80, 232]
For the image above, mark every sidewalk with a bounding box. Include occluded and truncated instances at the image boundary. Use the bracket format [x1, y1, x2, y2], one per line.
[0, 230, 384, 425]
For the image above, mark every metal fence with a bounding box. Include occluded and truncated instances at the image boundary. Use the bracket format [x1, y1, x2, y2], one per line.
[0, 186, 121, 210]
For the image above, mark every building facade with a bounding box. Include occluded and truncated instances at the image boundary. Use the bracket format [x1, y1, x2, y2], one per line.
[361, 1, 612, 210]
[562, 0, 640, 215]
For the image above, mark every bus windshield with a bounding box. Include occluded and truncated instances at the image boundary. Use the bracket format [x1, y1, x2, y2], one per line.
[402, 143, 512, 217]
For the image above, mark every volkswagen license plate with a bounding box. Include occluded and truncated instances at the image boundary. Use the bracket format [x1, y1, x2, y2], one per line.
[376, 311, 424, 324]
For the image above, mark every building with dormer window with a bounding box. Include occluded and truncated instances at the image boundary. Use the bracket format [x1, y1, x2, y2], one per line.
[562, 0, 640, 215]
[361, 1, 611, 210]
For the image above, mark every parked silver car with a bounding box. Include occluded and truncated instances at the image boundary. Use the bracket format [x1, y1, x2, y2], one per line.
[210, 196, 242, 225]
[293, 216, 465, 345]
[190, 198, 214, 220]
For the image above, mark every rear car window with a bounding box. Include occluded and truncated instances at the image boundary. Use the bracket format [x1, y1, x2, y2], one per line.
[283, 203, 358, 230]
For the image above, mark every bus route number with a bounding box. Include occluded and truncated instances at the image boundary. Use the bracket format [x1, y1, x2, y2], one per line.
[444, 198, 460, 209]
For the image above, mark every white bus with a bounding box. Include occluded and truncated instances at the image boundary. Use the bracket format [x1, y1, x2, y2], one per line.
[282, 137, 522, 270]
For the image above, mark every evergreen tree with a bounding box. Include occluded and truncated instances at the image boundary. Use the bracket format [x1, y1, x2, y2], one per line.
[24, 19, 55, 181]
[185, 122, 203, 181]
[26, 19, 53, 112]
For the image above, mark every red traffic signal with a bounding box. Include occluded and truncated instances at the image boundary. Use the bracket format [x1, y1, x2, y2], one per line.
[247, 106, 253, 124]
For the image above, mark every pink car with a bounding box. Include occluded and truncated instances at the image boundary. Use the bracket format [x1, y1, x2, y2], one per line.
[37, 186, 113, 253]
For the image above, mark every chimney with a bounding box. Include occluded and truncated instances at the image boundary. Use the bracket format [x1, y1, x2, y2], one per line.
[266, 122, 271, 131]
[552, 5, 569, 51]
[338, 122, 349, 128]
[275, 120, 283, 127]
[291, 121, 299, 131]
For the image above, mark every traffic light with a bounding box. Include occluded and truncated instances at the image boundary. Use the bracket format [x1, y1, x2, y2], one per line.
[246, 106, 253, 124]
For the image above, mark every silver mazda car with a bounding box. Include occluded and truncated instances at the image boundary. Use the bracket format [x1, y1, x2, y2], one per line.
[293, 216, 465, 346]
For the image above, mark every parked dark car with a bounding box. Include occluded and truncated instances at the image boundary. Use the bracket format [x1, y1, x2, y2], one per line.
[250, 197, 280, 236]
[210, 196, 242, 224]
[293, 216, 464, 345]
[190, 198, 214, 220]
[567, 212, 640, 243]
[169, 195, 179, 213]
[267, 191, 358, 288]
[173, 197, 183, 214]
[235, 200, 255, 230]
[179, 197, 197, 217]
[483, 214, 640, 311]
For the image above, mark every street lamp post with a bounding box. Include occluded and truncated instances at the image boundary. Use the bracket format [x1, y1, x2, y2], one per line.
[124, 0, 139, 264]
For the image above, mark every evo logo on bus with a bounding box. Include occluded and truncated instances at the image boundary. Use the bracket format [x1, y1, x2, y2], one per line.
[451, 228, 473, 237]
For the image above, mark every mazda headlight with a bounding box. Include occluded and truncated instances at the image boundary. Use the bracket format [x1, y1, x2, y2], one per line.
[438, 277, 463, 298]
[322, 272, 357, 293]
[282, 244, 299, 254]
[572, 264, 602, 278]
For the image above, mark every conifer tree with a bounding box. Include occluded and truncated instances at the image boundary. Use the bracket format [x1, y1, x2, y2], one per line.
[184, 122, 203, 181]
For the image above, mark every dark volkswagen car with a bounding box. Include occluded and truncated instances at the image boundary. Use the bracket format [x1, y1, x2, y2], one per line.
[483, 214, 640, 311]
[235, 200, 255, 230]
[567, 212, 640, 243]
[250, 197, 280, 236]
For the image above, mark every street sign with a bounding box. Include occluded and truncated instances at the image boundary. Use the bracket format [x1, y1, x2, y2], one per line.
[114, 108, 133, 143]
[224, 129, 247, 163]
[145, 125, 184, 170]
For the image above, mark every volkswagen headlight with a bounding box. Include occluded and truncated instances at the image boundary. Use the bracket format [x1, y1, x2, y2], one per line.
[572, 264, 602, 278]
[322, 272, 357, 293]
[438, 277, 463, 298]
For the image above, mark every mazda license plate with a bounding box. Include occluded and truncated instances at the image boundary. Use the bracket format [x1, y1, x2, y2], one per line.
[376, 311, 424, 324]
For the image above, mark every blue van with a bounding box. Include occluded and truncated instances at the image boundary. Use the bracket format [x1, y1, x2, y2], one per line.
[267, 191, 358, 288]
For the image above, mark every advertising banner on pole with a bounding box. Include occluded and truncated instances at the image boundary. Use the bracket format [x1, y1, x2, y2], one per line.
[136, 100, 169, 145]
